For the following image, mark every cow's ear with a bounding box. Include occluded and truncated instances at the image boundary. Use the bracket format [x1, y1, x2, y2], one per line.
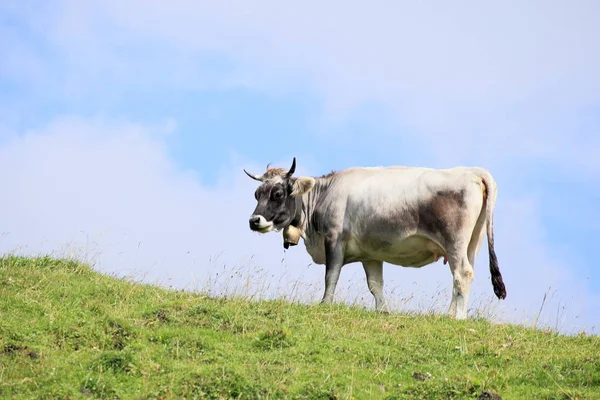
[291, 177, 315, 196]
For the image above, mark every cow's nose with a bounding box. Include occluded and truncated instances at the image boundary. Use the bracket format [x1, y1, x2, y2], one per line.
[249, 215, 261, 229]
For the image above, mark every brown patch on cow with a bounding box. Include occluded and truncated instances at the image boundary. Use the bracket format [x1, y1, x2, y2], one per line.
[418, 189, 467, 243]
[355, 189, 467, 244]
[357, 206, 418, 244]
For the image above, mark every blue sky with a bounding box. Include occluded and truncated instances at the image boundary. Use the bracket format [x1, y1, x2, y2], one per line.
[1, 1, 599, 334]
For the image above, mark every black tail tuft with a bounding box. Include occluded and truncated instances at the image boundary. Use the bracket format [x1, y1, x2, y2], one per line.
[488, 245, 506, 299]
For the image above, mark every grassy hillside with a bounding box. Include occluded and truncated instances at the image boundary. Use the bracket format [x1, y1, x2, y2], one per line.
[0, 256, 598, 399]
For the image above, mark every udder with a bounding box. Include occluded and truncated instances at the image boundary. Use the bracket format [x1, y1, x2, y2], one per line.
[426, 239, 448, 264]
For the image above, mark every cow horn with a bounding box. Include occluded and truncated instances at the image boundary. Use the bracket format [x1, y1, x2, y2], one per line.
[287, 157, 296, 177]
[243, 169, 264, 182]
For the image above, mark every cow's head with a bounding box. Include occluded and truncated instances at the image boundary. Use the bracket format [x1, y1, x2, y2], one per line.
[244, 157, 315, 233]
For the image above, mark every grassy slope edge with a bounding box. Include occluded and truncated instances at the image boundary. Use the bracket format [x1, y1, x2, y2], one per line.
[0, 256, 598, 399]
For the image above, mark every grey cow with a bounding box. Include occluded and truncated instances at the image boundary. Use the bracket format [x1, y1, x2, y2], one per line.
[244, 158, 506, 319]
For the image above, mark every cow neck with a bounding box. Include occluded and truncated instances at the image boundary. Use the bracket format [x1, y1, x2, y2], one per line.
[286, 174, 330, 243]
[297, 175, 331, 236]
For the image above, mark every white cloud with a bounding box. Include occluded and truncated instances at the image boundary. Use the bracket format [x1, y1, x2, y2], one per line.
[0, 116, 596, 334]
[2, 0, 590, 172]
[82, 0, 599, 103]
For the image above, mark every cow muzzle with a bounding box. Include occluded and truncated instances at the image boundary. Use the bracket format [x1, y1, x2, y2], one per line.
[249, 215, 274, 233]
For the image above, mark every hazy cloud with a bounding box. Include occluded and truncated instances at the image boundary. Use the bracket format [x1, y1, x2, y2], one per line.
[2, 0, 594, 171]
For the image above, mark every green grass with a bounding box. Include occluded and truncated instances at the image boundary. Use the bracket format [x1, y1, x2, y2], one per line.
[1, 255, 598, 399]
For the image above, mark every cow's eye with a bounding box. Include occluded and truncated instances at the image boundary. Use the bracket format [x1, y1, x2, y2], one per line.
[273, 190, 283, 200]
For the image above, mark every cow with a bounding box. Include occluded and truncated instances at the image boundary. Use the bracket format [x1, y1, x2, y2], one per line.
[243, 158, 506, 319]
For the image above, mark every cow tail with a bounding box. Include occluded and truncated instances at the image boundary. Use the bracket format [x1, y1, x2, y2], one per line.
[481, 172, 507, 300]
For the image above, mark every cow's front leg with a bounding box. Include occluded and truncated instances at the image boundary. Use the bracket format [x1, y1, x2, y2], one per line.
[321, 235, 344, 305]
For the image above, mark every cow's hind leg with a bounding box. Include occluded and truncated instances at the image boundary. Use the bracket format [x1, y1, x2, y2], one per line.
[445, 184, 484, 319]
[362, 260, 389, 312]
[447, 248, 474, 320]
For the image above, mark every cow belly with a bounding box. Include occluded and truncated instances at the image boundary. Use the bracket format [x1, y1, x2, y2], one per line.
[304, 233, 445, 268]
[351, 234, 445, 268]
